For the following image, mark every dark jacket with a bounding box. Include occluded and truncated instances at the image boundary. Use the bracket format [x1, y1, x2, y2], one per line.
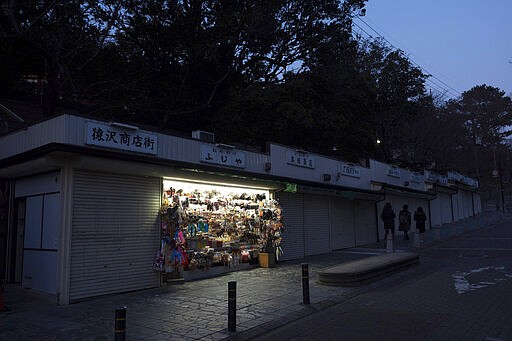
[414, 211, 427, 232]
[398, 209, 411, 231]
[381, 206, 396, 230]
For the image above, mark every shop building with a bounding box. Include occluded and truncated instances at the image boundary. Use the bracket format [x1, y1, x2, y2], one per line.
[0, 114, 481, 304]
[0, 115, 286, 304]
[425, 171, 457, 227]
[267, 144, 384, 260]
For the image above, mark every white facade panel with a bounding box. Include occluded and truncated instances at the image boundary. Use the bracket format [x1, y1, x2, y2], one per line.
[276, 192, 305, 261]
[70, 170, 161, 301]
[304, 194, 330, 256]
[15, 172, 60, 197]
[24, 196, 43, 249]
[329, 197, 355, 250]
[268, 143, 372, 190]
[42, 193, 61, 250]
[369, 160, 424, 191]
[0, 116, 68, 160]
[22, 250, 58, 294]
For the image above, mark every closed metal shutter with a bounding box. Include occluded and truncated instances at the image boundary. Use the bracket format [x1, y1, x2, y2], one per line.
[463, 192, 472, 218]
[329, 197, 356, 250]
[70, 170, 161, 301]
[276, 192, 304, 261]
[354, 200, 377, 246]
[430, 197, 442, 227]
[440, 193, 453, 224]
[304, 194, 330, 256]
[452, 193, 461, 221]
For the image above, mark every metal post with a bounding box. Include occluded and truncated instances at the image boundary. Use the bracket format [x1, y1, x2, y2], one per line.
[302, 263, 310, 305]
[228, 281, 236, 332]
[114, 306, 127, 341]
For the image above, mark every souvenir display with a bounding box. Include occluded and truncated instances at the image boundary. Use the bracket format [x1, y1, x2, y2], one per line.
[154, 181, 284, 278]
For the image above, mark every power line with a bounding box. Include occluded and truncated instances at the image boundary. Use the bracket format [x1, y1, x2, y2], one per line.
[353, 16, 462, 99]
[352, 22, 455, 100]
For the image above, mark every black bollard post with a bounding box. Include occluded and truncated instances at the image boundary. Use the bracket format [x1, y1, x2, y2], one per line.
[302, 263, 310, 305]
[228, 281, 236, 332]
[114, 306, 127, 341]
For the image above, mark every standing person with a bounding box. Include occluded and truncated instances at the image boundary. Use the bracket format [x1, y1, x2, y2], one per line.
[398, 205, 412, 240]
[381, 202, 396, 240]
[414, 206, 427, 242]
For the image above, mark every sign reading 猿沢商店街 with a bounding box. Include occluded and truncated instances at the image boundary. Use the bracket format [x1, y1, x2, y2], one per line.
[200, 144, 246, 168]
[85, 122, 158, 155]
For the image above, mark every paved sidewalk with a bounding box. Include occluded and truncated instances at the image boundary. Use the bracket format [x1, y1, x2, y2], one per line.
[0, 210, 508, 341]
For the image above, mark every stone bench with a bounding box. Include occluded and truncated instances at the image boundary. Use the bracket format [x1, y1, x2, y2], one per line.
[318, 252, 419, 286]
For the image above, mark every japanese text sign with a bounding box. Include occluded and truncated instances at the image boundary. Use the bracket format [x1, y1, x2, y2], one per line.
[85, 122, 158, 155]
[286, 151, 315, 169]
[200, 145, 246, 168]
[340, 164, 360, 178]
[387, 166, 400, 178]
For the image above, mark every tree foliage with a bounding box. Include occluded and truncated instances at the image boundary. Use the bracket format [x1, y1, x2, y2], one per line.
[1, 0, 512, 190]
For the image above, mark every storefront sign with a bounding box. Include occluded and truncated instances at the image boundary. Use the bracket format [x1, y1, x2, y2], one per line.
[340, 164, 360, 178]
[411, 173, 423, 183]
[387, 166, 400, 178]
[447, 171, 464, 182]
[425, 171, 438, 182]
[85, 122, 157, 155]
[200, 145, 246, 168]
[438, 176, 448, 185]
[286, 151, 315, 169]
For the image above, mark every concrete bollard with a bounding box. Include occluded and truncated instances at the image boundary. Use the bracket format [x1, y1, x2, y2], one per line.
[386, 232, 394, 253]
[114, 306, 127, 341]
[433, 227, 441, 240]
[302, 263, 310, 305]
[414, 229, 421, 248]
[228, 281, 236, 332]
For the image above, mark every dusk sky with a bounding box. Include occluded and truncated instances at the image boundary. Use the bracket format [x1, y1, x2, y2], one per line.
[361, 0, 512, 99]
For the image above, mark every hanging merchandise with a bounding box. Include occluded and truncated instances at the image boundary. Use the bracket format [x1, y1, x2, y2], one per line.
[154, 179, 285, 279]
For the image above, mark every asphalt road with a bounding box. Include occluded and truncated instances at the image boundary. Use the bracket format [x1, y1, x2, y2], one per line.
[253, 220, 512, 341]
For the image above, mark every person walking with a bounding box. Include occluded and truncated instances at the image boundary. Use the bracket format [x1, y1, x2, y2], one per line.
[398, 204, 412, 240]
[414, 206, 427, 242]
[381, 202, 396, 241]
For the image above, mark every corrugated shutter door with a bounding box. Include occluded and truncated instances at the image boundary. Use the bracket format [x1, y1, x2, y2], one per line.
[70, 170, 160, 301]
[464, 192, 472, 217]
[329, 197, 355, 250]
[452, 194, 460, 221]
[430, 198, 442, 227]
[304, 194, 330, 256]
[440, 193, 453, 224]
[276, 192, 304, 261]
[354, 200, 377, 246]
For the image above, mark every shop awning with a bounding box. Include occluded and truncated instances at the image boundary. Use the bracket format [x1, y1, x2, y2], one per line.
[297, 184, 384, 201]
[378, 182, 436, 200]
[434, 183, 458, 194]
[168, 167, 286, 191]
